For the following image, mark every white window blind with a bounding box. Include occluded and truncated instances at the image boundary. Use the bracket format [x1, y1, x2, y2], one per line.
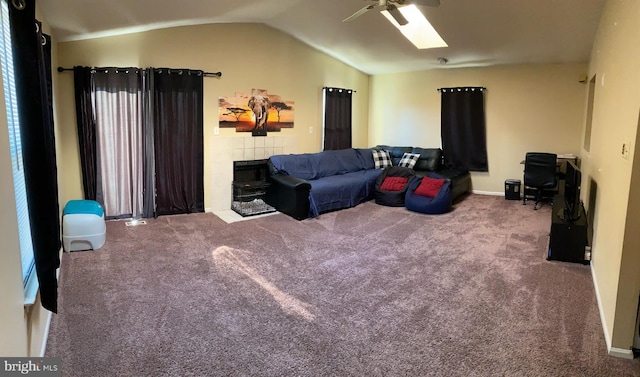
[0, 0, 35, 286]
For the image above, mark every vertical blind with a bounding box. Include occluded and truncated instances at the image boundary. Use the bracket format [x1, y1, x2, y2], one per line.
[0, 0, 35, 286]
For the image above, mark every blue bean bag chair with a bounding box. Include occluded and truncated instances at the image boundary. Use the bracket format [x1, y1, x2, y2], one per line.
[405, 174, 452, 214]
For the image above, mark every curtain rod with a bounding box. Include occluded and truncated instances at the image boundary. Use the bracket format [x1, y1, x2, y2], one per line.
[323, 86, 356, 93]
[437, 86, 486, 92]
[57, 66, 222, 77]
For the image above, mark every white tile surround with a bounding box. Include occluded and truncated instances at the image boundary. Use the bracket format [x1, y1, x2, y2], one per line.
[209, 135, 299, 213]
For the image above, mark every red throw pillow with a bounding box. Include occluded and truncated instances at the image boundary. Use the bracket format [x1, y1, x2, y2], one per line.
[380, 176, 409, 191]
[414, 176, 445, 198]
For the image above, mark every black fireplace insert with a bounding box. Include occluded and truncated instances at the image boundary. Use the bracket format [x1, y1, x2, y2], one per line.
[231, 159, 276, 217]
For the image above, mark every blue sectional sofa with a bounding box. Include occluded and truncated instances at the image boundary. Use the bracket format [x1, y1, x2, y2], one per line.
[264, 147, 471, 220]
[266, 148, 379, 219]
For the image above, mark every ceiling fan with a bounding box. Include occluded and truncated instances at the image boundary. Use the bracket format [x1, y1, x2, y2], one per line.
[343, 0, 440, 25]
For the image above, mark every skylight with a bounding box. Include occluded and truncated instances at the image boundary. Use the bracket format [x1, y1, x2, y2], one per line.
[381, 4, 447, 49]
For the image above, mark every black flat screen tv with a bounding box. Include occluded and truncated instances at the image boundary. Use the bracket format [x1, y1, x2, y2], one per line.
[563, 160, 582, 221]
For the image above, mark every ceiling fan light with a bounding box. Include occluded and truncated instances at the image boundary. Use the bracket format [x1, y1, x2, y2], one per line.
[381, 4, 448, 49]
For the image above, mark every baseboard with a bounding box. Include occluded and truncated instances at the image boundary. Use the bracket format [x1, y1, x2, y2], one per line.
[472, 190, 504, 196]
[610, 347, 635, 359]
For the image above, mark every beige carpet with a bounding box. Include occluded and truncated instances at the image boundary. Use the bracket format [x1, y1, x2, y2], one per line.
[45, 194, 640, 376]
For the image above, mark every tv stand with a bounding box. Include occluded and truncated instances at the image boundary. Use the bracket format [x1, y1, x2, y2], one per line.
[548, 194, 588, 264]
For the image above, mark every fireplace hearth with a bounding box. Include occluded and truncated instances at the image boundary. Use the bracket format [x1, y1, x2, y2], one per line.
[231, 159, 276, 217]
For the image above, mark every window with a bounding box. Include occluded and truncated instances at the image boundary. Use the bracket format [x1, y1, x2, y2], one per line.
[0, 0, 35, 287]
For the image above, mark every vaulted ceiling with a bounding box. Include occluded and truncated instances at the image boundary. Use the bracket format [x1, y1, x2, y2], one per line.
[38, 0, 607, 75]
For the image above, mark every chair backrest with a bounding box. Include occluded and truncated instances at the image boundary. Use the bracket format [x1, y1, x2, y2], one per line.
[524, 152, 557, 188]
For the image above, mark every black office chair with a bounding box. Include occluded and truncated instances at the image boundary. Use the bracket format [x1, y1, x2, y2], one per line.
[522, 152, 557, 210]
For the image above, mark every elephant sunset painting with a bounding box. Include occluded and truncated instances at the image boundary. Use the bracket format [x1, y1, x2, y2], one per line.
[219, 88, 295, 136]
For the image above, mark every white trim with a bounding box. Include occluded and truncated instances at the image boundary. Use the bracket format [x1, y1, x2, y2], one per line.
[609, 347, 634, 359]
[472, 190, 504, 196]
[23, 267, 39, 306]
[40, 310, 52, 357]
[321, 88, 326, 150]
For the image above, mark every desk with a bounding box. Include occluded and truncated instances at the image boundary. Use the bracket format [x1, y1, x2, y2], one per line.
[519, 155, 578, 170]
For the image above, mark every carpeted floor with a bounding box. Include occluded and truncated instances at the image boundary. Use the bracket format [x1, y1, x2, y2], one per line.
[45, 194, 640, 376]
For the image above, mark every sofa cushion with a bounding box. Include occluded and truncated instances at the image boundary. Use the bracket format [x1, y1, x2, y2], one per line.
[410, 148, 442, 171]
[415, 176, 446, 198]
[380, 176, 409, 191]
[372, 149, 393, 169]
[398, 153, 420, 169]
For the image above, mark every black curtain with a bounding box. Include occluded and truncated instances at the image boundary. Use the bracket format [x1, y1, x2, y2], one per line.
[141, 69, 156, 218]
[323, 87, 352, 150]
[9, 1, 61, 313]
[72, 66, 97, 200]
[152, 68, 204, 216]
[440, 87, 488, 172]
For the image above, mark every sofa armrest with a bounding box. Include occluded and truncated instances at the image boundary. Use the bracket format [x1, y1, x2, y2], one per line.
[264, 174, 312, 220]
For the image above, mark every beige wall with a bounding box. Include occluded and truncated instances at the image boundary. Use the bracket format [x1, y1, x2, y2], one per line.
[0, 4, 58, 357]
[55, 23, 370, 210]
[369, 63, 587, 193]
[584, 0, 640, 354]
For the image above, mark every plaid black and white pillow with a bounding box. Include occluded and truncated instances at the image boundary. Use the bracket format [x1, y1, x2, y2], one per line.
[398, 153, 420, 169]
[372, 149, 393, 169]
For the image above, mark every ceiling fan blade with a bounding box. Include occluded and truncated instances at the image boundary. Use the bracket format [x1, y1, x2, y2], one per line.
[343, 4, 376, 23]
[386, 4, 408, 25]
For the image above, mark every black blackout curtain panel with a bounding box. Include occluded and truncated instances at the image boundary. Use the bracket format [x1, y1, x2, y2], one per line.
[440, 87, 488, 172]
[151, 68, 204, 216]
[73, 66, 97, 200]
[9, 0, 61, 313]
[323, 87, 353, 150]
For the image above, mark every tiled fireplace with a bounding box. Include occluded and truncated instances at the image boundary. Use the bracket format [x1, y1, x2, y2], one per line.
[209, 135, 298, 213]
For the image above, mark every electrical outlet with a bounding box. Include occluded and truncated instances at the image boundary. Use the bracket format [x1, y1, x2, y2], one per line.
[308, 127, 313, 134]
[214, 127, 219, 135]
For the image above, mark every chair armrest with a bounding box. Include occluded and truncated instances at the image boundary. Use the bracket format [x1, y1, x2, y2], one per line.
[264, 174, 311, 220]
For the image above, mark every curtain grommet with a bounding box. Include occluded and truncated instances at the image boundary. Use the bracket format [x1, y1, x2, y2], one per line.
[12, 0, 26, 10]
